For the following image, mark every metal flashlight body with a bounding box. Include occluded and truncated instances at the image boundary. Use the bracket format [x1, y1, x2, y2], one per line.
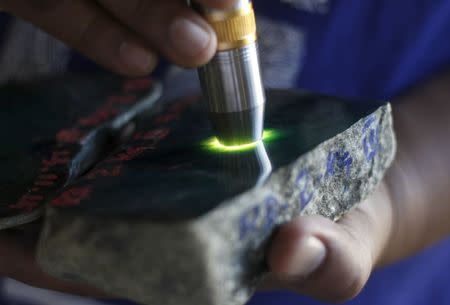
[195, 0, 265, 146]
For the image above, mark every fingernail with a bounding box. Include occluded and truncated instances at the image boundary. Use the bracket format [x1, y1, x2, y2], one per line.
[169, 18, 211, 58]
[286, 236, 326, 278]
[119, 42, 155, 73]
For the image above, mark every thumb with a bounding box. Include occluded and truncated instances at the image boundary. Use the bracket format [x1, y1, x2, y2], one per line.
[267, 184, 393, 303]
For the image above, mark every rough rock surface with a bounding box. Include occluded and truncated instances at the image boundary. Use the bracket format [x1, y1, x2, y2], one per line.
[37, 104, 396, 305]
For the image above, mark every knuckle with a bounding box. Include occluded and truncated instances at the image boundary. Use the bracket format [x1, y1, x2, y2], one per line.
[340, 207, 378, 263]
[342, 205, 377, 235]
[130, 0, 158, 23]
[130, 0, 182, 28]
[127, 0, 158, 33]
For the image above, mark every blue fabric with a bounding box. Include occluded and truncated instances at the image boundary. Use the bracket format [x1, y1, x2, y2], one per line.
[255, 0, 450, 100]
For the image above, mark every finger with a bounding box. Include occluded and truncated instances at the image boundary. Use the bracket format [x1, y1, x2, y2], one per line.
[97, 0, 217, 68]
[267, 184, 393, 302]
[3, 0, 157, 76]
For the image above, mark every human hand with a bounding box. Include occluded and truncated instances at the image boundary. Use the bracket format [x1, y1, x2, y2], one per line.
[263, 72, 450, 302]
[0, 0, 236, 76]
[263, 181, 395, 302]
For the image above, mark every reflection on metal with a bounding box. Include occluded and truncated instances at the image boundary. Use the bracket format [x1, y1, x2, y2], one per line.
[253, 142, 273, 186]
[214, 141, 273, 191]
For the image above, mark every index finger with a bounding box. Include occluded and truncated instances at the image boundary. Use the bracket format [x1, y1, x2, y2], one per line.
[3, 0, 157, 76]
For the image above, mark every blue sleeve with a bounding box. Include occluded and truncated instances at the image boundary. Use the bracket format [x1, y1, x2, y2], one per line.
[256, 0, 450, 100]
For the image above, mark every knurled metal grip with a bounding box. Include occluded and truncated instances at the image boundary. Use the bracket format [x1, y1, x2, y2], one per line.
[204, 2, 257, 51]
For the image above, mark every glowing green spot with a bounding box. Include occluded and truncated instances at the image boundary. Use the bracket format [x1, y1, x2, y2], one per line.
[203, 129, 280, 153]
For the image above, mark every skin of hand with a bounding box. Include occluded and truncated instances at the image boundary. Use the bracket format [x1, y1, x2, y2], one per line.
[0, 0, 238, 76]
[264, 71, 450, 302]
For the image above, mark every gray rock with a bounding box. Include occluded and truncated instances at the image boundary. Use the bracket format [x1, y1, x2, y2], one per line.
[37, 103, 395, 305]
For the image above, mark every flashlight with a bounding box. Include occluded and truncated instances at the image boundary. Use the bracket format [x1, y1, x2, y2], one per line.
[193, 0, 265, 146]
